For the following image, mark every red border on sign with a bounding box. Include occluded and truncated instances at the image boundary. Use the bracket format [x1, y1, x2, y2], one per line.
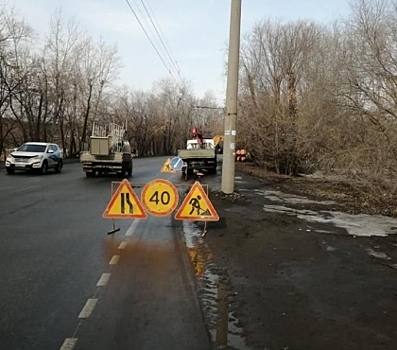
[174, 181, 219, 221]
[141, 179, 179, 217]
[103, 179, 147, 219]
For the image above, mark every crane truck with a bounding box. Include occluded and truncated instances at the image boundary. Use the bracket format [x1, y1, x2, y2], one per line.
[177, 127, 217, 177]
[80, 122, 133, 178]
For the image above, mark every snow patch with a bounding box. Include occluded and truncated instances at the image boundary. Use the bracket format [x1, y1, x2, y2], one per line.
[263, 204, 397, 237]
[367, 248, 391, 260]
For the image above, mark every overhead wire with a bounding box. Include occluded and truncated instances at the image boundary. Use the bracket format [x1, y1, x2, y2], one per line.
[131, 0, 170, 71]
[140, 0, 182, 79]
[124, 0, 177, 82]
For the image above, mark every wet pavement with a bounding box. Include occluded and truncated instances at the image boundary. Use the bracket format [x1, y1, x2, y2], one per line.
[181, 221, 250, 350]
[180, 170, 397, 350]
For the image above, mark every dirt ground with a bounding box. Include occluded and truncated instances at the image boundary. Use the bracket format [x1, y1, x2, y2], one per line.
[197, 163, 397, 350]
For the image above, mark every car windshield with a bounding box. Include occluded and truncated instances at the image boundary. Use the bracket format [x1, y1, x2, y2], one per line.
[17, 144, 46, 153]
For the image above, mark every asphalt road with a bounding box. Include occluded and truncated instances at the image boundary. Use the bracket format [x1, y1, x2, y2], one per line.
[0, 157, 211, 350]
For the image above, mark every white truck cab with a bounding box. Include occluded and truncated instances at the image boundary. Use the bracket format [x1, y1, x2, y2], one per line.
[178, 138, 217, 176]
[186, 139, 215, 150]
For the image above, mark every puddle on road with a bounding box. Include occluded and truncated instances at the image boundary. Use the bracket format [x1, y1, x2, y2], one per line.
[241, 188, 397, 237]
[182, 221, 250, 350]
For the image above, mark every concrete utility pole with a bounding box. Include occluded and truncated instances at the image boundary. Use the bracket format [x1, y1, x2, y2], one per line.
[221, 0, 242, 194]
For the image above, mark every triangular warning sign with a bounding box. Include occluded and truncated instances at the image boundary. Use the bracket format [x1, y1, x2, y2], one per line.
[161, 158, 177, 173]
[175, 181, 219, 221]
[103, 179, 147, 219]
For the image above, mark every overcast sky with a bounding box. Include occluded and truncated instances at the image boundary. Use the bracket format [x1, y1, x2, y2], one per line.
[13, 0, 351, 105]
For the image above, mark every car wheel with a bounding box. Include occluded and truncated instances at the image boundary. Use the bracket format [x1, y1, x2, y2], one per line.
[86, 171, 94, 178]
[6, 168, 15, 174]
[41, 161, 48, 175]
[55, 159, 63, 173]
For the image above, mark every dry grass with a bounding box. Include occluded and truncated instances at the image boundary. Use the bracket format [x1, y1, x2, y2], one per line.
[236, 162, 397, 217]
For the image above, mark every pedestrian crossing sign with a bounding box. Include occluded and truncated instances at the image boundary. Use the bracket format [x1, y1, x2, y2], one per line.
[103, 179, 147, 219]
[174, 181, 219, 221]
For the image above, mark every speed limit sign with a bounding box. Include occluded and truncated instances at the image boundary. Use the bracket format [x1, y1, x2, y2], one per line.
[141, 179, 179, 216]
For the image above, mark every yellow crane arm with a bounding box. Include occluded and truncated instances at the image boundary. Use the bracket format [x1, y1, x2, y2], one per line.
[213, 135, 224, 146]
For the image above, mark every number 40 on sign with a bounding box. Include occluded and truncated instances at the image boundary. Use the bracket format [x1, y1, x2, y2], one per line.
[141, 179, 179, 217]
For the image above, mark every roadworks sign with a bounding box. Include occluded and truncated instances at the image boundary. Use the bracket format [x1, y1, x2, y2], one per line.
[174, 181, 219, 221]
[160, 158, 177, 173]
[103, 179, 147, 219]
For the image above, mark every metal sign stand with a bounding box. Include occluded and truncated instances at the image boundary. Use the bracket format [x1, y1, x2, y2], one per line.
[107, 181, 120, 235]
[107, 219, 120, 235]
[201, 182, 209, 237]
[202, 221, 208, 237]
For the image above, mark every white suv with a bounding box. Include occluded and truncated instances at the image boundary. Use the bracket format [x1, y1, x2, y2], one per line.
[5, 142, 63, 174]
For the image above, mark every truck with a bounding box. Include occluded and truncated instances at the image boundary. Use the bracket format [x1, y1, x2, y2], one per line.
[80, 122, 133, 178]
[177, 128, 217, 176]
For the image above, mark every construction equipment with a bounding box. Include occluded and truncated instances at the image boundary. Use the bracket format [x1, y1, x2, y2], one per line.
[177, 127, 217, 177]
[213, 135, 224, 153]
[80, 122, 133, 178]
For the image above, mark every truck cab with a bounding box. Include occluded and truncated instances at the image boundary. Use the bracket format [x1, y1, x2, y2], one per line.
[178, 138, 217, 176]
[186, 139, 215, 150]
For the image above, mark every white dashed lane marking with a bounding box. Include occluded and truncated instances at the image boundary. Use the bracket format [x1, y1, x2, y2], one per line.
[109, 255, 120, 265]
[60, 338, 78, 350]
[62, 223, 134, 347]
[78, 299, 98, 319]
[125, 219, 139, 237]
[118, 241, 127, 250]
[97, 273, 111, 287]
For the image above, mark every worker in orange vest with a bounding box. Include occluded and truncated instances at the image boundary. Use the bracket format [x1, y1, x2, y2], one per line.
[236, 148, 241, 162]
[240, 148, 247, 162]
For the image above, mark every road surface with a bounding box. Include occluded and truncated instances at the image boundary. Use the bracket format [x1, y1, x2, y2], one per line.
[0, 157, 212, 350]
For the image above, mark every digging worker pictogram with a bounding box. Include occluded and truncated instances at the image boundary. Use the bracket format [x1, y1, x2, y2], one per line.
[189, 195, 210, 216]
[174, 181, 219, 222]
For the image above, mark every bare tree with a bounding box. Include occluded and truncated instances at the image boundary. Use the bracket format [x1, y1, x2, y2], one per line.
[0, 5, 33, 157]
[43, 9, 83, 153]
[77, 36, 121, 151]
[239, 19, 324, 174]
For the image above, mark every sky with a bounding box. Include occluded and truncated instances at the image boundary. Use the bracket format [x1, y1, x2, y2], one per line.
[13, 0, 352, 105]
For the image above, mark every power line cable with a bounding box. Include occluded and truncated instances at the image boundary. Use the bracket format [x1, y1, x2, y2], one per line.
[140, 0, 182, 78]
[124, 0, 176, 81]
[131, 0, 171, 72]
